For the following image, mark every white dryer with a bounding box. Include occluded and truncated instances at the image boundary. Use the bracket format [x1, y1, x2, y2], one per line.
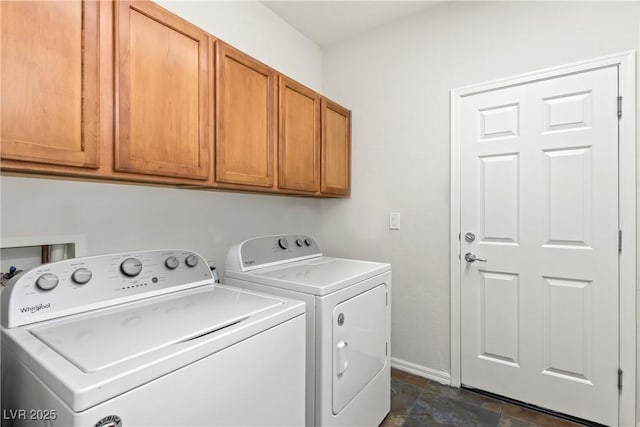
[1, 249, 305, 427]
[225, 235, 391, 427]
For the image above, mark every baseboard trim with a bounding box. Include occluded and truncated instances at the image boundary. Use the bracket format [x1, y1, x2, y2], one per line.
[390, 357, 451, 385]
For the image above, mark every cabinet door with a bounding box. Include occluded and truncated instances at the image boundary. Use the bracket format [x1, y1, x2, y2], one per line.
[115, 1, 209, 180]
[321, 99, 351, 196]
[216, 42, 276, 188]
[279, 76, 320, 193]
[1, 1, 99, 168]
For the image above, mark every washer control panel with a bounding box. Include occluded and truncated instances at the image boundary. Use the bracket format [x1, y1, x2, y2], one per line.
[237, 234, 322, 271]
[1, 249, 213, 328]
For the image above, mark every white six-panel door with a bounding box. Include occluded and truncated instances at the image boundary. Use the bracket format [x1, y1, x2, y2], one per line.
[459, 65, 619, 425]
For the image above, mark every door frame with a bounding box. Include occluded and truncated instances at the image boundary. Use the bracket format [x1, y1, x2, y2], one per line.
[449, 51, 636, 426]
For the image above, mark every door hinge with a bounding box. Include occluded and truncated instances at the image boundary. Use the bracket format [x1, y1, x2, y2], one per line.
[618, 368, 623, 390]
[619, 230, 622, 253]
[617, 96, 623, 118]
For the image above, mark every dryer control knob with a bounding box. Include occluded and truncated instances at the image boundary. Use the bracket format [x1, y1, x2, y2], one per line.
[36, 273, 59, 291]
[165, 256, 179, 270]
[304, 238, 312, 247]
[295, 239, 303, 247]
[278, 238, 289, 250]
[120, 257, 143, 277]
[71, 268, 92, 285]
[185, 254, 199, 268]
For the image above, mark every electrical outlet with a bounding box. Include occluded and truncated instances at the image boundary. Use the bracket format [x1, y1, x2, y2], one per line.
[389, 212, 401, 230]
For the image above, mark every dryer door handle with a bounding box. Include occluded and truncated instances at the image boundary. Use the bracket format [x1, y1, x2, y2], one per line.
[336, 340, 349, 376]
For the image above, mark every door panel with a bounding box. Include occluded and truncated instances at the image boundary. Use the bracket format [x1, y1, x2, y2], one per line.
[478, 271, 520, 366]
[479, 154, 519, 244]
[321, 99, 351, 196]
[115, 1, 209, 180]
[332, 284, 386, 415]
[279, 76, 320, 193]
[216, 42, 276, 187]
[460, 66, 618, 425]
[542, 276, 592, 383]
[1, 0, 99, 168]
[543, 148, 591, 247]
[478, 104, 519, 140]
[543, 91, 591, 133]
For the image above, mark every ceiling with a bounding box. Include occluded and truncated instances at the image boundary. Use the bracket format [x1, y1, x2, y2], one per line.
[261, 1, 443, 48]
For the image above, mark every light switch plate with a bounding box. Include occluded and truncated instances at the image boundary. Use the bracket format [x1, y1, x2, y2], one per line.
[389, 212, 401, 230]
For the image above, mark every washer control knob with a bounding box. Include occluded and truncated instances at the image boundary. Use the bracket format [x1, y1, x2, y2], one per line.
[120, 257, 143, 277]
[304, 238, 312, 247]
[185, 254, 199, 268]
[36, 273, 59, 291]
[165, 256, 179, 270]
[71, 268, 92, 285]
[295, 239, 303, 247]
[278, 238, 289, 250]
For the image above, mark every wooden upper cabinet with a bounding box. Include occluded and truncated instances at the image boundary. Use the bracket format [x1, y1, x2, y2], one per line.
[278, 76, 320, 193]
[321, 98, 351, 196]
[216, 42, 276, 188]
[1, 1, 352, 197]
[115, 1, 209, 180]
[1, 1, 99, 168]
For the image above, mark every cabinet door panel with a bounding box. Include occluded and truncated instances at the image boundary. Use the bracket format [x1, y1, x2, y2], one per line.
[216, 42, 276, 187]
[1, 0, 99, 168]
[279, 76, 320, 193]
[321, 99, 351, 196]
[115, 1, 209, 180]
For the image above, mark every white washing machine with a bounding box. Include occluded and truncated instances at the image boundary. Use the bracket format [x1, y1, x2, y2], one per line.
[224, 235, 391, 427]
[1, 249, 305, 427]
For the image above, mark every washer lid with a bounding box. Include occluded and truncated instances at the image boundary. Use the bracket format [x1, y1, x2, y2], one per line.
[29, 286, 282, 373]
[234, 257, 390, 296]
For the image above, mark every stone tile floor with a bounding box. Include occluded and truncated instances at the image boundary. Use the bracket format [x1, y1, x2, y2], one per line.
[381, 368, 586, 427]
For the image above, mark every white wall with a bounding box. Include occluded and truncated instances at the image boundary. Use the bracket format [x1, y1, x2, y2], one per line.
[1, 1, 323, 274]
[0, 177, 322, 274]
[320, 1, 640, 376]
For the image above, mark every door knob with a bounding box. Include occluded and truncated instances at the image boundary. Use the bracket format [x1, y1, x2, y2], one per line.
[464, 252, 487, 263]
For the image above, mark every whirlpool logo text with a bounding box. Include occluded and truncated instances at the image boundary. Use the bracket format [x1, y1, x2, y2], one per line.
[94, 415, 122, 427]
[19, 303, 51, 314]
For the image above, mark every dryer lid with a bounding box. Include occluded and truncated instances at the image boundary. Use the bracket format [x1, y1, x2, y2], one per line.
[240, 257, 390, 296]
[29, 286, 282, 373]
